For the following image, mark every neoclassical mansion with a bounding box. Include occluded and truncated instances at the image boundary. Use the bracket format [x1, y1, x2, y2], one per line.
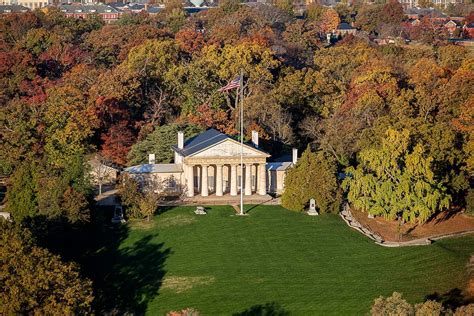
[124, 129, 296, 198]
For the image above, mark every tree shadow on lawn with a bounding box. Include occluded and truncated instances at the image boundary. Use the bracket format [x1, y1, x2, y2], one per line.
[92, 234, 171, 315]
[233, 302, 290, 316]
[425, 288, 473, 311]
[27, 206, 171, 315]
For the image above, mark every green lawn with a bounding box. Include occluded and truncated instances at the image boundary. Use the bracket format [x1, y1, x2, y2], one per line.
[80, 205, 474, 315]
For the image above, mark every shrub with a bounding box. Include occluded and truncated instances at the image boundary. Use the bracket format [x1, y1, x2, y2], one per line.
[454, 304, 474, 316]
[167, 308, 200, 316]
[371, 292, 414, 316]
[415, 300, 444, 316]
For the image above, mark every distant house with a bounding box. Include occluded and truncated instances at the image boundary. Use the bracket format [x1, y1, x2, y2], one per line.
[463, 23, 474, 39]
[405, 7, 447, 21]
[58, 3, 120, 23]
[1, 0, 50, 10]
[444, 20, 461, 37]
[335, 23, 357, 36]
[88, 156, 120, 194]
[0, 4, 29, 14]
[110, 2, 163, 15]
[401, 0, 463, 9]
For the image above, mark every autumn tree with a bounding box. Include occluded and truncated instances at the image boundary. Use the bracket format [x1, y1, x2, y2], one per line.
[175, 28, 205, 55]
[163, 0, 187, 33]
[43, 84, 98, 167]
[185, 104, 237, 135]
[0, 222, 94, 314]
[101, 122, 135, 166]
[343, 129, 451, 223]
[319, 8, 340, 33]
[118, 174, 142, 218]
[306, 4, 325, 21]
[282, 149, 340, 213]
[355, 5, 383, 34]
[138, 190, 160, 222]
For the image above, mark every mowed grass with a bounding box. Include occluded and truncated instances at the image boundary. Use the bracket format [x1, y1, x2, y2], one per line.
[94, 205, 474, 315]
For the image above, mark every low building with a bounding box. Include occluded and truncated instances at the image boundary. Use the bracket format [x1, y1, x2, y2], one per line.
[335, 22, 357, 36]
[401, 0, 463, 9]
[124, 129, 295, 198]
[1, 0, 50, 10]
[405, 7, 448, 21]
[88, 156, 120, 189]
[444, 19, 461, 37]
[0, 4, 29, 13]
[58, 3, 120, 23]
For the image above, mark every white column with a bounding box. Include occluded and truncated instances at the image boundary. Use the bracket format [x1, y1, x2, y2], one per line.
[258, 163, 266, 196]
[216, 164, 223, 196]
[245, 163, 252, 196]
[201, 164, 208, 197]
[230, 164, 237, 196]
[187, 164, 194, 197]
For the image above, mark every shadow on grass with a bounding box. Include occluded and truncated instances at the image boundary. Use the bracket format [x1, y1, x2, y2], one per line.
[425, 288, 473, 311]
[26, 205, 171, 315]
[233, 302, 290, 316]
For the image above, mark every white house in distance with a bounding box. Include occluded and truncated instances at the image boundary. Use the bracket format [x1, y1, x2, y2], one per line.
[124, 129, 296, 199]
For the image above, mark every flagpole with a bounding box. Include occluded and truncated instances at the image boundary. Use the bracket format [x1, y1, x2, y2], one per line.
[239, 68, 244, 216]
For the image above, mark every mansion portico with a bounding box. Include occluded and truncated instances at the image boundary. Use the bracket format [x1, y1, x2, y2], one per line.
[124, 129, 295, 198]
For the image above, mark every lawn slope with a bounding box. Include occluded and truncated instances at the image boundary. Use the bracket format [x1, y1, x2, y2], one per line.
[92, 205, 474, 315]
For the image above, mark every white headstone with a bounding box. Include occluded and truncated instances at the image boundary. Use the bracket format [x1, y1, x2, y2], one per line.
[148, 153, 156, 164]
[307, 198, 318, 216]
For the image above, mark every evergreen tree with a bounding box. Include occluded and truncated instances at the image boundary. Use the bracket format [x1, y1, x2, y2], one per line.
[5, 161, 38, 221]
[127, 124, 202, 166]
[282, 149, 340, 213]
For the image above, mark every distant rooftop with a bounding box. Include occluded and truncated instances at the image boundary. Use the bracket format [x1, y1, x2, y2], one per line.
[0, 4, 30, 13]
[59, 3, 120, 14]
[405, 7, 447, 19]
[337, 22, 355, 30]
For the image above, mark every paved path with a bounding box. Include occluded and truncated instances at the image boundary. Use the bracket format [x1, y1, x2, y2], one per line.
[95, 189, 119, 206]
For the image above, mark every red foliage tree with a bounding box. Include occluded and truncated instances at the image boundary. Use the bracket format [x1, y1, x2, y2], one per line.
[100, 121, 135, 166]
[185, 104, 237, 135]
[175, 29, 205, 54]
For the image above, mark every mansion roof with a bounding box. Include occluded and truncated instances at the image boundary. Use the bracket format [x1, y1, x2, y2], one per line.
[172, 128, 268, 157]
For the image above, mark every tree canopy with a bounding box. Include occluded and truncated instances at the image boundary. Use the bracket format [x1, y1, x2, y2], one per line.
[0, 222, 94, 314]
[343, 129, 451, 223]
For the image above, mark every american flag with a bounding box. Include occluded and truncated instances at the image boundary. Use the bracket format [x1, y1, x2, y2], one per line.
[218, 77, 241, 92]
